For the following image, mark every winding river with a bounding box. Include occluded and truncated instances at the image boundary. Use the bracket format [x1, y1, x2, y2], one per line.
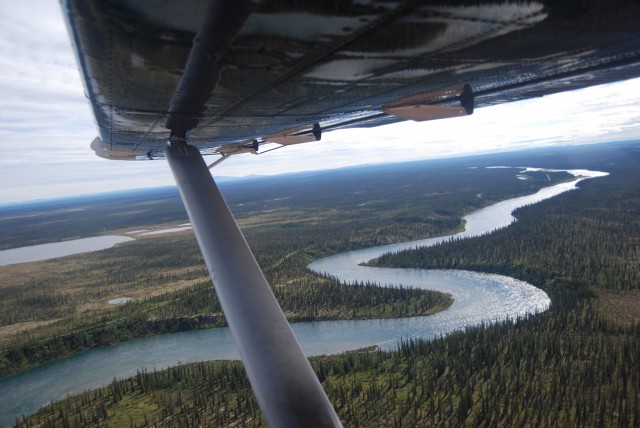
[0, 168, 606, 426]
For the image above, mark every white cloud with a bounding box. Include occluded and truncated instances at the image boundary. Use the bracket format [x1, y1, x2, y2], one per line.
[0, 2, 639, 204]
[209, 78, 640, 178]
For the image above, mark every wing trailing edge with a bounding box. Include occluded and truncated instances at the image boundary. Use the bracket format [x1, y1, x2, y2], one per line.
[63, 0, 640, 162]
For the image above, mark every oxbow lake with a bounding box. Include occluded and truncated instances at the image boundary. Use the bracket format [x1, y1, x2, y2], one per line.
[0, 168, 607, 426]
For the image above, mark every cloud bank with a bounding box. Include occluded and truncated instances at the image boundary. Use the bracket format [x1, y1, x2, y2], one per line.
[1, 1, 639, 204]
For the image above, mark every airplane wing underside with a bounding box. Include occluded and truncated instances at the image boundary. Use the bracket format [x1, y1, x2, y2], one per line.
[59, 2, 640, 425]
[61, 0, 640, 161]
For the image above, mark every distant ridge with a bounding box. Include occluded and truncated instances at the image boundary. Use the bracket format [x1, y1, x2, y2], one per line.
[2, 140, 637, 211]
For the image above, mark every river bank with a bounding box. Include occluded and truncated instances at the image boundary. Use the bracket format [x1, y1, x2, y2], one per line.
[0, 167, 606, 426]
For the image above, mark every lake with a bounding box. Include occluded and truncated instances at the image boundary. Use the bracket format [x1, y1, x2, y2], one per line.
[0, 236, 134, 267]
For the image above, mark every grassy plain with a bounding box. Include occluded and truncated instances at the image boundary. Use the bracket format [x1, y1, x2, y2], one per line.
[0, 154, 571, 378]
[7, 142, 640, 426]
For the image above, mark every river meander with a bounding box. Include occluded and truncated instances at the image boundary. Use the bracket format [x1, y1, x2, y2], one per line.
[0, 168, 607, 426]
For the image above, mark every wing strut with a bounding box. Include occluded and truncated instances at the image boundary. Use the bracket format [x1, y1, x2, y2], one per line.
[165, 142, 342, 428]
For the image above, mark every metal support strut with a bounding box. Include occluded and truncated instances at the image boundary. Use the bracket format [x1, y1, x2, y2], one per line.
[165, 143, 342, 428]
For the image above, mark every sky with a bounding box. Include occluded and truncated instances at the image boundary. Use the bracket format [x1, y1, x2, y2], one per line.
[1, 2, 640, 205]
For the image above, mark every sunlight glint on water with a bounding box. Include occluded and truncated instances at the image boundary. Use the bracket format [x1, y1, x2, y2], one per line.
[0, 168, 606, 426]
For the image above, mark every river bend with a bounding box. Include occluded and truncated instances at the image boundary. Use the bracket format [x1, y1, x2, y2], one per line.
[0, 168, 606, 426]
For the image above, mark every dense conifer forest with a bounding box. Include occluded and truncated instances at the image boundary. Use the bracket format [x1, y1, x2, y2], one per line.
[370, 144, 640, 299]
[17, 302, 639, 427]
[0, 156, 567, 377]
[4, 141, 640, 426]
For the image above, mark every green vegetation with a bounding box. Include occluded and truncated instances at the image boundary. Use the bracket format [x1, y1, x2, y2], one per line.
[7, 142, 640, 426]
[0, 276, 452, 378]
[0, 238, 453, 378]
[0, 188, 188, 251]
[0, 159, 572, 251]
[1, 157, 565, 377]
[369, 146, 640, 300]
[19, 302, 639, 427]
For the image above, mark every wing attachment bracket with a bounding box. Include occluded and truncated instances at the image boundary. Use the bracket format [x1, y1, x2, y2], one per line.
[383, 83, 474, 122]
[207, 140, 259, 169]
